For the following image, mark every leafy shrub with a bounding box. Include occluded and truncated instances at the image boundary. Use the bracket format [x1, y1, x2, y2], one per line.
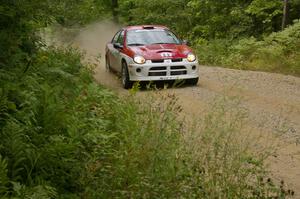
[194, 39, 234, 66]
[194, 20, 300, 76]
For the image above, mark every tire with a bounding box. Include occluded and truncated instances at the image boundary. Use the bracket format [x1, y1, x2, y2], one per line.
[121, 62, 133, 89]
[105, 56, 111, 72]
[187, 77, 199, 86]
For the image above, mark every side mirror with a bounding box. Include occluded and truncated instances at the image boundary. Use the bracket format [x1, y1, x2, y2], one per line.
[182, 40, 190, 46]
[113, 43, 123, 49]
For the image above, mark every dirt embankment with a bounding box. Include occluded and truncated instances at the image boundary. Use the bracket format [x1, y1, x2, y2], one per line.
[49, 20, 300, 197]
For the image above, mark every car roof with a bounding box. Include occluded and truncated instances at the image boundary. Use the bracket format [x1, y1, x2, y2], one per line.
[125, 25, 168, 31]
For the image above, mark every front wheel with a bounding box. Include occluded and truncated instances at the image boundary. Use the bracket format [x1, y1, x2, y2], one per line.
[121, 62, 133, 89]
[186, 77, 199, 86]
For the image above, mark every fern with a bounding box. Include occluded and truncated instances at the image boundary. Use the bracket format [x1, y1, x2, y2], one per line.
[1, 120, 28, 181]
[0, 155, 9, 196]
[11, 183, 57, 199]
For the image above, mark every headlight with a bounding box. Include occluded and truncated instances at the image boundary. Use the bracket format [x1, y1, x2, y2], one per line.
[187, 53, 196, 62]
[133, 55, 146, 64]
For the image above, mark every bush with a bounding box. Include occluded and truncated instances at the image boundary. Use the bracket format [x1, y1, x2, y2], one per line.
[194, 20, 300, 76]
[0, 47, 91, 198]
[194, 39, 234, 66]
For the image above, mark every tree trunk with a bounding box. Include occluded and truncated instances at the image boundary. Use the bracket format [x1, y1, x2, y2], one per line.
[282, 0, 289, 30]
[112, 0, 119, 22]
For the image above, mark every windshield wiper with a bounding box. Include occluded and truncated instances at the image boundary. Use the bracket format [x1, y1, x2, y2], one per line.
[127, 43, 145, 46]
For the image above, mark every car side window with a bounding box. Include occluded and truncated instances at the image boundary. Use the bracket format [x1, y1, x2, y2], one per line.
[116, 30, 125, 45]
[112, 31, 121, 44]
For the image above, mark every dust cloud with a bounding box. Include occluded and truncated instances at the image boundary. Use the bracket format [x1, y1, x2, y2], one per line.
[72, 21, 122, 89]
[72, 20, 120, 57]
[46, 20, 123, 89]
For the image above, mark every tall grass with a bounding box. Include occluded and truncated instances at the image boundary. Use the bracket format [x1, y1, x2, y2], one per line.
[181, 96, 280, 198]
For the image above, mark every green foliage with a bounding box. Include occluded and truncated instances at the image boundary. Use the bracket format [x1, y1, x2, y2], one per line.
[190, 21, 300, 76]
[185, 0, 253, 39]
[194, 20, 300, 75]
[0, 47, 87, 197]
[119, 0, 190, 37]
[225, 20, 300, 75]
[0, 155, 9, 196]
[52, 0, 110, 26]
[246, 0, 283, 33]
[0, 0, 109, 71]
[118, 0, 299, 39]
[194, 39, 234, 66]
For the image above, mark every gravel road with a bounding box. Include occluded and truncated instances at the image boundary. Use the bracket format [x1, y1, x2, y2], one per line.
[50, 20, 300, 197]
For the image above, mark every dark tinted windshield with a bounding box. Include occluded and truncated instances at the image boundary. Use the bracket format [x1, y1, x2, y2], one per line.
[126, 29, 181, 46]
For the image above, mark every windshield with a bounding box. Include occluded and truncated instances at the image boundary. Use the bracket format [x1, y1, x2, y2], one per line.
[126, 29, 181, 46]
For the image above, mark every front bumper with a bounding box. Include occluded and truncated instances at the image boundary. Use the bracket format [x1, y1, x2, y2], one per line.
[128, 59, 199, 81]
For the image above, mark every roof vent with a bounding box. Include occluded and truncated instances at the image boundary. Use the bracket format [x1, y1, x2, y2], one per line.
[143, 26, 154, 29]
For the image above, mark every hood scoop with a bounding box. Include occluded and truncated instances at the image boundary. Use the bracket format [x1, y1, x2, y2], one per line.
[157, 50, 173, 53]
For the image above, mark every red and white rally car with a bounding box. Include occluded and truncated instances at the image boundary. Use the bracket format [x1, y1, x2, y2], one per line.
[105, 25, 199, 89]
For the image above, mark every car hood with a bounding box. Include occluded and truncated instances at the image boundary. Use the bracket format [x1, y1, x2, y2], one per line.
[127, 44, 193, 60]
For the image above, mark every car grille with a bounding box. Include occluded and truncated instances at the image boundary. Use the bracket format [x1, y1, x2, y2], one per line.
[170, 65, 185, 70]
[150, 66, 167, 70]
[151, 59, 164, 63]
[151, 58, 183, 63]
[149, 71, 167, 76]
[171, 71, 187, 75]
[148, 65, 187, 76]
[171, 58, 182, 62]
